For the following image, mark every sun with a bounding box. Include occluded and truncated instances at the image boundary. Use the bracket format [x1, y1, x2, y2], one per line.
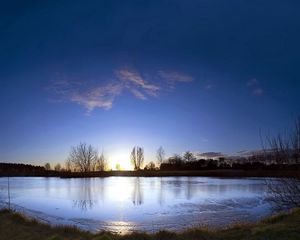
[109, 149, 133, 170]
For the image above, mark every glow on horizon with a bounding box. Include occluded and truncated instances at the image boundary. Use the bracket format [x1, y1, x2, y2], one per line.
[108, 149, 134, 171]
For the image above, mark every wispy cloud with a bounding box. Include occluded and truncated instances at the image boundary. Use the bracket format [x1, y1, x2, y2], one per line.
[195, 152, 226, 159]
[128, 88, 147, 100]
[69, 83, 123, 111]
[116, 68, 160, 97]
[247, 78, 264, 96]
[48, 68, 193, 113]
[48, 80, 123, 112]
[117, 69, 160, 90]
[237, 149, 264, 157]
[158, 70, 194, 85]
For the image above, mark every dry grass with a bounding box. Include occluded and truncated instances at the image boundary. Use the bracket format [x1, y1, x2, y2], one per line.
[1, 208, 300, 240]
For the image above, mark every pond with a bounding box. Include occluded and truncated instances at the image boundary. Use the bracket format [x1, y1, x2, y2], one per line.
[0, 177, 273, 233]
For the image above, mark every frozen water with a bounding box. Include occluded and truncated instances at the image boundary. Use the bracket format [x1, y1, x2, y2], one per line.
[0, 177, 273, 233]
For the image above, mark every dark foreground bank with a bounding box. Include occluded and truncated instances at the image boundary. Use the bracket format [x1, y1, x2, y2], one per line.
[0, 208, 300, 240]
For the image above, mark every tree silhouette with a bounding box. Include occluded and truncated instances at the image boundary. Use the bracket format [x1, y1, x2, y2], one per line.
[144, 161, 156, 170]
[65, 159, 72, 172]
[183, 151, 195, 162]
[96, 152, 107, 171]
[264, 118, 300, 209]
[156, 146, 165, 166]
[54, 163, 61, 171]
[68, 142, 98, 172]
[131, 146, 144, 170]
[44, 163, 51, 171]
[168, 154, 183, 165]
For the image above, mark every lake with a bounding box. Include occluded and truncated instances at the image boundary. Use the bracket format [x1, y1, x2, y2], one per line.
[0, 177, 273, 233]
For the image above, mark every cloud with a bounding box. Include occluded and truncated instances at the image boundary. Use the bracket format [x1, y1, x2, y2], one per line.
[115, 68, 161, 99]
[237, 150, 260, 157]
[158, 70, 194, 85]
[236, 149, 275, 157]
[69, 83, 123, 112]
[195, 152, 226, 159]
[117, 69, 160, 91]
[49, 68, 193, 112]
[48, 80, 123, 112]
[46, 78, 75, 96]
[128, 88, 147, 100]
[246, 78, 264, 96]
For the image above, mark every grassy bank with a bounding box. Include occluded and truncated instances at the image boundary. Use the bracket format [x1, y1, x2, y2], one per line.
[1, 208, 300, 240]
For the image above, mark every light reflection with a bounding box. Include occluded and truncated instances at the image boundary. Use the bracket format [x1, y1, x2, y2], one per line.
[58, 177, 268, 211]
[132, 177, 143, 206]
[72, 178, 97, 211]
[0, 176, 271, 233]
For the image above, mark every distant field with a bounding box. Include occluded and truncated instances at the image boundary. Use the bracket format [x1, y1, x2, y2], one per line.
[0, 208, 300, 240]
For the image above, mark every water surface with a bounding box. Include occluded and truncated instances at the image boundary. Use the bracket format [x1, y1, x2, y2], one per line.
[0, 177, 272, 233]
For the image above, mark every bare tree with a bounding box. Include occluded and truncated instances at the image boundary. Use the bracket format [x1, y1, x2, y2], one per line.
[44, 163, 51, 171]
[266, 177, 300, 210]
[156, 146, 165, 166]
[65, 159, 72, 172]
[96, 152, 108, 171]
[68, 142, 98, 172]
[54, 163, 61, 171]
[266, 133, 290, 164]
[131, 146, 144, 170]
[264, 118, 300, 210]
[183, 151, 195, 162]
[168, 154, 183, 165]
[144, 161, 156, 170]
[291, 118, 300, 164]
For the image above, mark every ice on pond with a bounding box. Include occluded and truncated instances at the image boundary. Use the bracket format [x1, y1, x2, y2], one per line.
[0, 176, 273, 233]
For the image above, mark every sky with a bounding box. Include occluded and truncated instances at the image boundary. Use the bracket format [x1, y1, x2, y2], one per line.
[1, 0, 300, 169]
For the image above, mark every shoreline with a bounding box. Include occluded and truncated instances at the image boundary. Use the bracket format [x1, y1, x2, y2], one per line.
[0, 198, 272, 234]
[1, 169, 299, 178]
[0, 208, 299, 239]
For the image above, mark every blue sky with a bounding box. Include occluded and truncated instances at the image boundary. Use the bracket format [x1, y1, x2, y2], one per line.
[1, 0, 300, 168]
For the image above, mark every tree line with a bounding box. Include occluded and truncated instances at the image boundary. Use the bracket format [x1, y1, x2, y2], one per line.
[2, 118, 300, 177]
[0, 163, 45, 176]
[1, 118, 299, 211]
[2, 145, 300, 177]
[44, 139, 300, 173]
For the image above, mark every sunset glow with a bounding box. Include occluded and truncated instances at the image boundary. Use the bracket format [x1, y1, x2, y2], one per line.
[1, 1, 300, 238]
[109, 150, 133, 171]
